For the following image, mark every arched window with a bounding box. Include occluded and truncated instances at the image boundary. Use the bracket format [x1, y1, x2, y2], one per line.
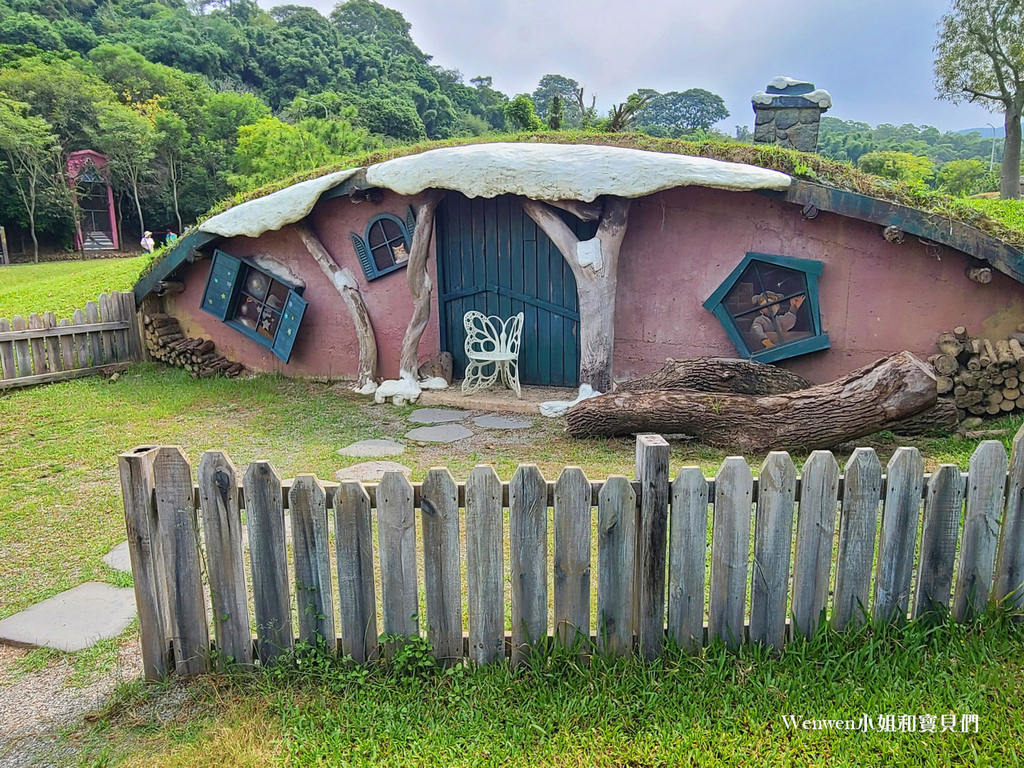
[703, 253, 829, 363]
[350, 210, 415, 281]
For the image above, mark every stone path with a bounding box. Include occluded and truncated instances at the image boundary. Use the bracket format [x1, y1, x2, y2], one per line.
[0, 583, 136, 653]
[334, 461, 412, 482]
[405, 424, 474, 442]
[337, 438, 406, 457]
[473, 415, 532, 429]
[102, 542, 132, 573]
[407, 408, 469, 424]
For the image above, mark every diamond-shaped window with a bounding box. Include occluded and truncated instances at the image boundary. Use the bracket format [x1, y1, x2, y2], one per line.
[703, 252, 829, 363]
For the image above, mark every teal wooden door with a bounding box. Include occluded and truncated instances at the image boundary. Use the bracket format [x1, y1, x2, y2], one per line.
[436, 193, 596, 388]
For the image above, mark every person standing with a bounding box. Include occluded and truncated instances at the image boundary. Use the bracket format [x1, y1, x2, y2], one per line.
[140, 231, 155, 253]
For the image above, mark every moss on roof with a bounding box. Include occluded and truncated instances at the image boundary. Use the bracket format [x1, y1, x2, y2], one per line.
[197, 130, 1024, 249]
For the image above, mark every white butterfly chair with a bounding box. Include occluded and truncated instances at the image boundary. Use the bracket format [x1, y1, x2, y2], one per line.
[462, 310, 524, 399]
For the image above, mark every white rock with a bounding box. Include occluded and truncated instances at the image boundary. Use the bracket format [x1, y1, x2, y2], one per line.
[576, 237, 603, 272]
[199, 169, 360, 239]
[767, 76, 814, 91]
[540, 384, 602, 417]
[365, 143, 791, 201]
[375, 374, 422, 405]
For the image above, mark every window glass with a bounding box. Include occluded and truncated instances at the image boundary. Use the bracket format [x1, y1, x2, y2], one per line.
[367, 216, 408, 272]
[723, 261, 813, 351]
[233, 265, 290, 339]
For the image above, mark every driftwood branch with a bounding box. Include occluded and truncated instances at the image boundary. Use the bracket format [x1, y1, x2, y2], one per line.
[567, 351, 937, 452]
[295, 221, 378, 390]
[399, 190, 445, 378]
[522, 196, 631, 392]
[540, 198, 604, 221]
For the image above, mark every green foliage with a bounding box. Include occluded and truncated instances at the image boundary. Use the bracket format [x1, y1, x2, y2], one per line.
[531, 73, 582, 126]
[636, 87, 730, 136]
[547, 93, 563, 131]
[607, 92, 653, 132]
[936, 158, 994, 196]
[963, 197, 1024, 231]
[857, 150, 935, 186]
[935, 0, 1024, 197]
[503, 94, 542, 132]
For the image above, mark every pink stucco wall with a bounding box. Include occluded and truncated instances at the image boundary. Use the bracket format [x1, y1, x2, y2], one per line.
[614, 186, 1024, 382]
[166, 185, 1024, 386]
[167, 190, 439, 380]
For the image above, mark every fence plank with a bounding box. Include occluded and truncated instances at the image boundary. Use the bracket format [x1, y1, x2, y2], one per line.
[153, 447, 209, 676]
[243, 461, 292, 663]
[0, 319, 15, 379]
[509, 464, 548, 665]
[421, 468, 462, 665]
[709, 457, 753, 650]
[791, 451, 840, 640]
[334, 481, 378, 663]
[12, 315, 30, 376]
[290, 474, 336, 651]
[635, 434, 670, 660]
[914, 464, 965, 620]
[73, 309, 89, 367]
[996, 424, 1024, 612]
[110, 291, 130, 362]
[378, 471, 419, 652]
[668, 467, 708, 652]
[98, 294, 115, 363]
[833, 448, 882, 630]
[466, 465, 504, 664]
[85, 301, 103, 365]
[554, 467, 592, 649]
[874, 447, 924, 624]
[27, 314, 46, 375]
[120, 290, 144, 361]
[597, 475, 635, 656]
[43, 312, 62, 372]
[749, 452, 796, 650]
[196, 451, 252, 669]
[118, 446, 169, 680]
[57, 319, 76, 371]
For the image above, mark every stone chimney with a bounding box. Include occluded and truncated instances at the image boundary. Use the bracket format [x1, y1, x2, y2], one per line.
[751, 77, 832, 153]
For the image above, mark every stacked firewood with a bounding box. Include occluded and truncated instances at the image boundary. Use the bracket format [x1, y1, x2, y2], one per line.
[932, 325, 1024, 418]
[143, 313, 244, 378]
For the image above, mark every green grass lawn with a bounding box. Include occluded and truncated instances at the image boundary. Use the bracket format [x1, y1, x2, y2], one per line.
[0, 255, 153, 320]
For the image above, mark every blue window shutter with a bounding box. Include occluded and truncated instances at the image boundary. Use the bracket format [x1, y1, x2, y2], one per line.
[201, 250, 241, 320]
[351, 233, 374, 280]
[272, 289, 307, 363]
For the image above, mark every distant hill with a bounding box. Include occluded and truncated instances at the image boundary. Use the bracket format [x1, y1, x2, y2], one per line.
[957, 126, 1005, 137]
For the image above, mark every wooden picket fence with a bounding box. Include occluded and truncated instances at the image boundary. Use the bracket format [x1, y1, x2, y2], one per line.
[119, 431, 1024, 681]
[0, 291, 143, 389]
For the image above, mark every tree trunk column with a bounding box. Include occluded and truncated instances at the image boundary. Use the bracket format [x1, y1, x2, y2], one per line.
[1003, 110, 1022, 200]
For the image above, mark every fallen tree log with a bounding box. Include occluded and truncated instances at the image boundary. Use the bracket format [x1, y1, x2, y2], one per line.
[617, 357, 813, 395]
[566, 351, 936, 452]
[886, 397, 960, 437]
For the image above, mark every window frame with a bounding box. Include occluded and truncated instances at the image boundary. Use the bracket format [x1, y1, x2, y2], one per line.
[703, 252, 829, 364]
[350, 209, 415, 281]
[200, 249, 307, 363]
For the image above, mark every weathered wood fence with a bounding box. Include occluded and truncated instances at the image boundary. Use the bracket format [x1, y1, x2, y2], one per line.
[0, 291, 143, 389]
[119, 431, 1024, 681]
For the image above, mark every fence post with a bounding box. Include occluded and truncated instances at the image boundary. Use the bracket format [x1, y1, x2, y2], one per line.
[635, 434, 669, 660]
[421, 467, 463, 666]
[509, 464, 548, 666]
[554, 467, 592, 650]
[749, 451, 796, 650]
[118, 445, 169, 681]
[466, 465, 504, 664]
[874, 447, 925, 624]
[995, 424, 1024, 611]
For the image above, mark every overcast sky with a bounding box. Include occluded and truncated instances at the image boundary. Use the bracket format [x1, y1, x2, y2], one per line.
[261, 0, 1000, 135]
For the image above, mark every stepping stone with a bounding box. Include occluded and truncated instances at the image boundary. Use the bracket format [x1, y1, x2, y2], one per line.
[408, 408, 469, 424]
[405, 424, 474, 443]
[473, 415, 532, 430]
[337, 438, 405, 458]
[334, 461, 412, 482]
[102, 541, 132, 573]
[0, 582, 136, 652]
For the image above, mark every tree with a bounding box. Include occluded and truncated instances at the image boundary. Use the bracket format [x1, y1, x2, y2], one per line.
[636, 88, 730, 136]
[607, 92, 653, 132]
[531, 74, 581, 124]
[0, 96, 61, 261]
[504, 94, 542, 131]
[228, 116, 345, 191]
[97, 101, 158, 236]
[858, 151, 935, 186]
[937, 158, 991, 195]
[548, 94, 563, 130]
[935, 0, 1024, 198]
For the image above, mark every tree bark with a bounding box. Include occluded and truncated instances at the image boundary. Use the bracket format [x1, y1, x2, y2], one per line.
[617, 357, 813, 395]
[887, 397, 960, 437]
[522, 196, 631, 392]
[566, 351, 937, 452]
[399, 190, 444, 379]
[294, 221, 379, 390]
[1003, 109, 1022, 200]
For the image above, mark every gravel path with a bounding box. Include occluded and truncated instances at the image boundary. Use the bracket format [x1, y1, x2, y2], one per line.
[0, 642, 142, 767]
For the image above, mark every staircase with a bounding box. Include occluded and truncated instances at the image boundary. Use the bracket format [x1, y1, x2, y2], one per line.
[83, 231, 116, 251]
